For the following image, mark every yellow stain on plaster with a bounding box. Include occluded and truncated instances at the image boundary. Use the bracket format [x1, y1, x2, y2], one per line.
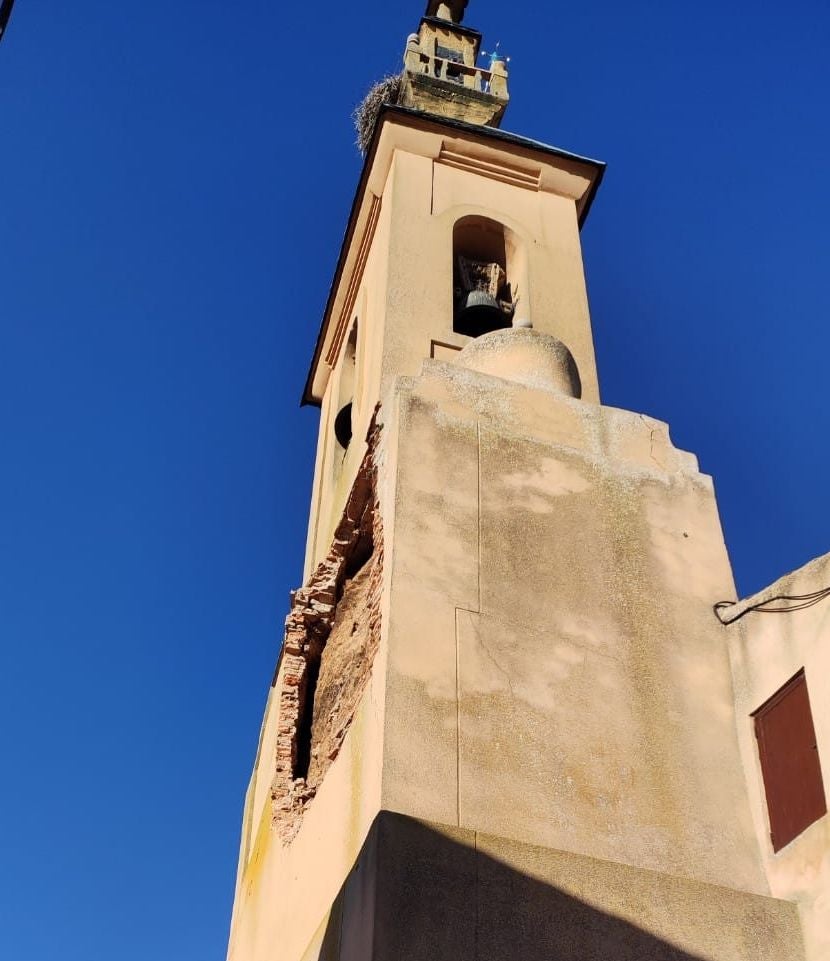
[242, 802, 274, 902]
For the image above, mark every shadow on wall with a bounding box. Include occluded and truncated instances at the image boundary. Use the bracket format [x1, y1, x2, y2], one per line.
[312, 812, 775, 961]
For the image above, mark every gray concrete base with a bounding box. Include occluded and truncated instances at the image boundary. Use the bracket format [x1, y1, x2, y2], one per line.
[312, 812, 805, 961]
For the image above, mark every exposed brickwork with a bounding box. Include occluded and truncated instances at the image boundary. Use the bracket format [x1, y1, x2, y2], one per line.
[272, 418, 384, 842]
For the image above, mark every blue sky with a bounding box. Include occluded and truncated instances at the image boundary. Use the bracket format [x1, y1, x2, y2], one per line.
[1, 1, 828, 958]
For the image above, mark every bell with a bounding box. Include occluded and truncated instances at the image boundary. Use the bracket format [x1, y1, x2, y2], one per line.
[455, 289, 509, 338]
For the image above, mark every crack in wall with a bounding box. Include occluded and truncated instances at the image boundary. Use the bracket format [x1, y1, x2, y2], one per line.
[640, 414, 667, 471]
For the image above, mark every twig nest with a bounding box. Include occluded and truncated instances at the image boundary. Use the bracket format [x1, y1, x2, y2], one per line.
[353, 75, 403, 154]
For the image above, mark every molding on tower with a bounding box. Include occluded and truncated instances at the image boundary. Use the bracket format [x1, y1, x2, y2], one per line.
[436, 146, 542, 190]
[302, 105, 605, 407]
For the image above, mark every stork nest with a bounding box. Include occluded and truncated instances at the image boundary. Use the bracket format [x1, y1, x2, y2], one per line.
[353, 74, 403, 154]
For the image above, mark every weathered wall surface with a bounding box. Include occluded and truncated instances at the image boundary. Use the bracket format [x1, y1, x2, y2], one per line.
[226, 680, 385, 961]
[321, 813, 805, 961]
[272, 424, 383, 843]
[226, 421, 393, 961]
[380, 357, 770, 894]
[725, 554, 830, 961]
[227, 353, 816, 961]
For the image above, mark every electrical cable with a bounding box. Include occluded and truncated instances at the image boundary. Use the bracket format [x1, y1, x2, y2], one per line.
[714, 586, 830, 625]
[0, 0, 16, 43]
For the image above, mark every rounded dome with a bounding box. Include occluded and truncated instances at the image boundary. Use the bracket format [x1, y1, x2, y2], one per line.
[457, 329, 581, 398]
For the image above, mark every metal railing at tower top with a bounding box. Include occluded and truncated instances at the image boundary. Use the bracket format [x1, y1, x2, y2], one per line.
[0, 0, 16, 44]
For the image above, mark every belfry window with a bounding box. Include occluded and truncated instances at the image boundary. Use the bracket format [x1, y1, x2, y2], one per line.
[453, 216, 517, 337]
[753, 670, 827, 852]
[436, 43, 463, 64]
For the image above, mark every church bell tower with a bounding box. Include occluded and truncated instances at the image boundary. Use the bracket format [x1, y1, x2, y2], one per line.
[226, 4, 811, 960]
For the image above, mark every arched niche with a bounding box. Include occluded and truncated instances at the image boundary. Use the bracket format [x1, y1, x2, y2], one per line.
[334, 323, 358, 451]
[452, 215, 528, 337]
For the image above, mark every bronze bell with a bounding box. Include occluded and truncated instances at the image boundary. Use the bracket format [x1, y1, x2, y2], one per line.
[455, 289, 510, 338]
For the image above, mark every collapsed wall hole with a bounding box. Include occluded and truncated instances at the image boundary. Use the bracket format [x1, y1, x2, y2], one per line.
[343, 525, 374, 584]
[292, 634, 325, 782]
[453, 216, 520, 337]
[273, 416, 384, 843]
[292, 526, 375, 783]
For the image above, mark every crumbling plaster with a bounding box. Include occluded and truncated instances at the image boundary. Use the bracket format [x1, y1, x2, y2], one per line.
[228, 352, 813, 961]
[227, 413, 393, 961]
[273, 417, 384, 842]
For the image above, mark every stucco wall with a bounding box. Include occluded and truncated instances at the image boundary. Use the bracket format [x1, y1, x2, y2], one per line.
[227, 353, 818, 960]
[321, 813, 804, 961]
[380, 357, 769, 894]
[304, 119, 601, 576]
[726, 553, 830, 961]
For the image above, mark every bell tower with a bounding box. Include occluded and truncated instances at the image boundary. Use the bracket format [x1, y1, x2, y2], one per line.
[227, 4, 810, 960]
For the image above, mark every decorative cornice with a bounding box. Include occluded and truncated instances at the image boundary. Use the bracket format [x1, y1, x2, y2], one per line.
[324, 193, 382, 370]
[437, 145, 542, 191]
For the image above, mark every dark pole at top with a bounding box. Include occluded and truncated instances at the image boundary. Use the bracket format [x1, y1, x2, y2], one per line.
[0, 0, 16, 44]
[425, 0, 468, 24]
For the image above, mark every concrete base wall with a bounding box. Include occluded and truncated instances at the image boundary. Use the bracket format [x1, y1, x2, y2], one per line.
[314, 812, 805, 961]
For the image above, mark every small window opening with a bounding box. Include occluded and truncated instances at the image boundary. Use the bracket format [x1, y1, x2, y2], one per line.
[334, 324, 358, 452]
[436, 43, 463, 64]
[334, 402, 353, 449]
[453, 217, 516, 337]
[753, 669, 827, 852]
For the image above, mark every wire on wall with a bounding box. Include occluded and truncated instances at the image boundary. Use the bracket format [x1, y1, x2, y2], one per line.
[714, 587, 830, 626]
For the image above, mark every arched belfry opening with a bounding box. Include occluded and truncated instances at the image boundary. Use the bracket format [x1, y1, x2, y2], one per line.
[453, 216, 520, 338]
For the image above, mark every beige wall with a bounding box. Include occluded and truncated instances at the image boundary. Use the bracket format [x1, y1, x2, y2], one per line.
[226, 600, 389, 961]
[726, 554, 830, 961]
[228, 108, 824, 961]
[323, 813, 804, 961]
[228, 349, 818, 960]
[378, 356, 769, 894]
[304, 116, 601, 576]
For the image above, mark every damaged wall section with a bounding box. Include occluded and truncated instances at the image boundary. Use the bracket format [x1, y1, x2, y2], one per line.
[272, 418, 384, 842]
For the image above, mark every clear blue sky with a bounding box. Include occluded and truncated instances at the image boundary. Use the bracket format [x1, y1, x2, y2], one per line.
[1, 1, 828, 958]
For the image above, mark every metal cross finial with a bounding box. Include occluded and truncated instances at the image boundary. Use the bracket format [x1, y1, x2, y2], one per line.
[481, 43, 511, 69]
